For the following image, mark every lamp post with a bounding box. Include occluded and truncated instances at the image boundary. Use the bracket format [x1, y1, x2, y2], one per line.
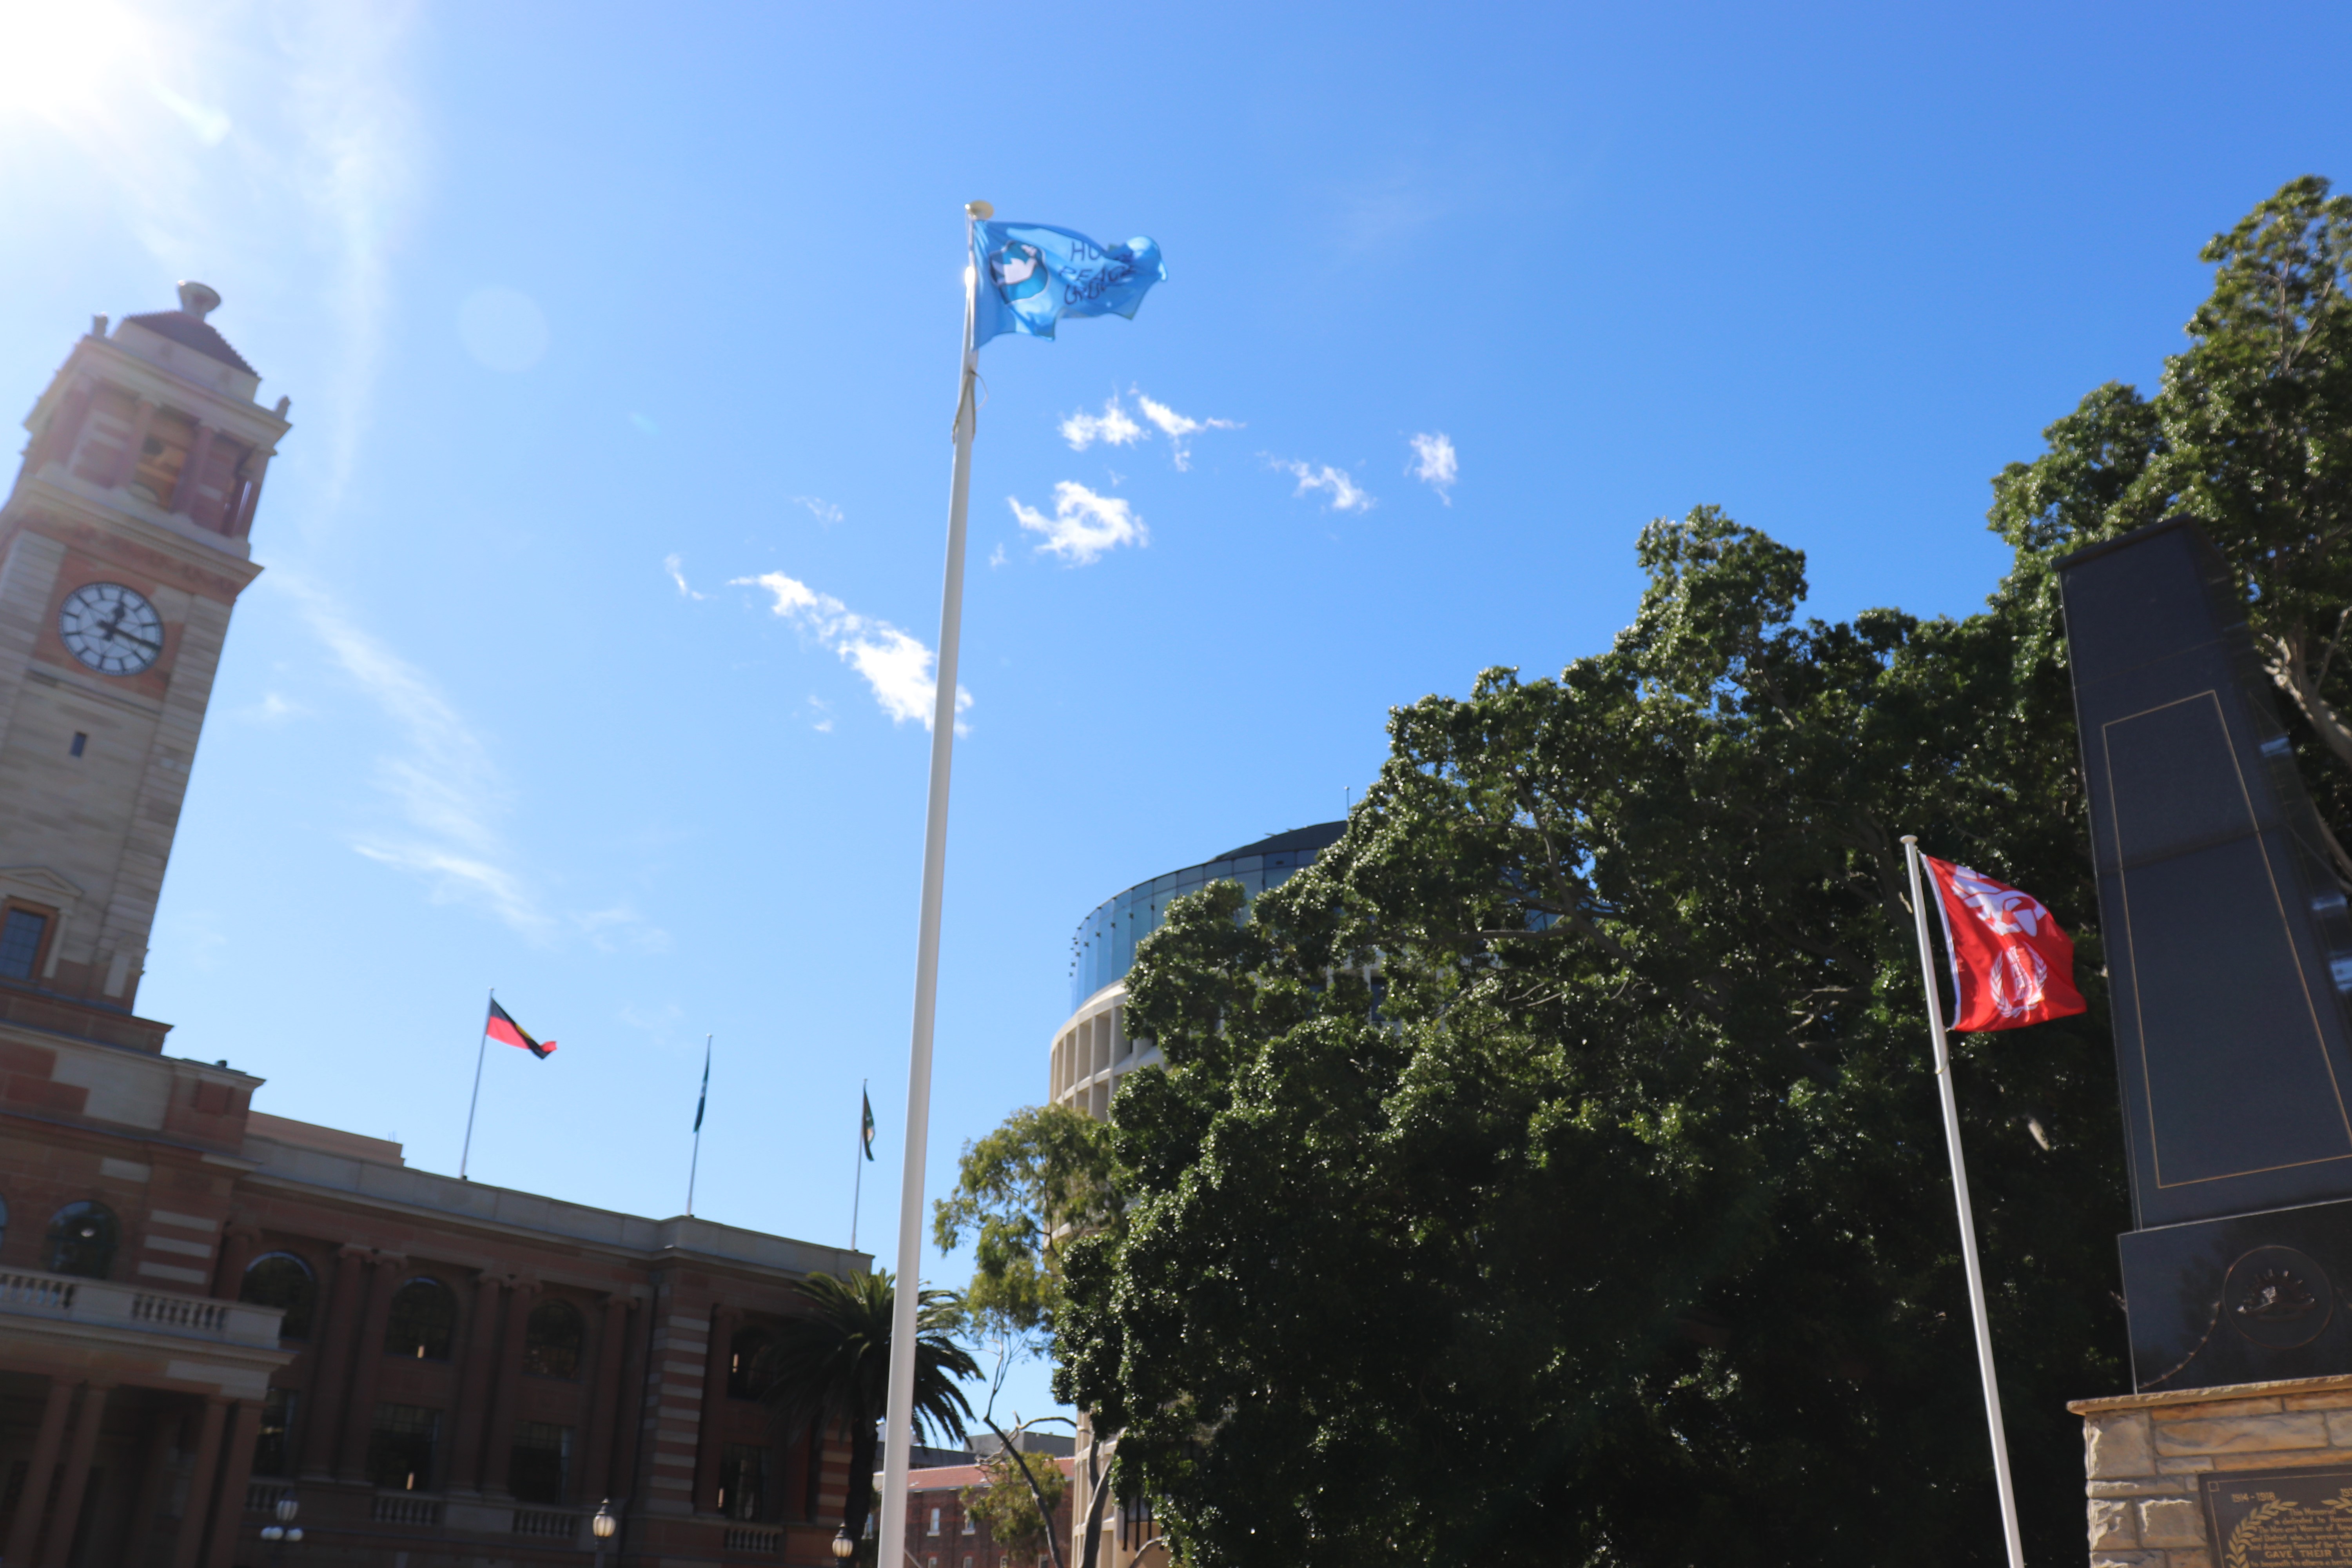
[258, 1494, 302, 1568]
[592, 1497, 617, 1568]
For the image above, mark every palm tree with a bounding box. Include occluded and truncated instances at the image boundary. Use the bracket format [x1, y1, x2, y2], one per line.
[757, 1271, 979, 1548]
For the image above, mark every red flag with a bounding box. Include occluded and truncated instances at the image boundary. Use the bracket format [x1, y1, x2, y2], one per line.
[1922, 855, 2087, 1031]
[485, 998, 556, 1058]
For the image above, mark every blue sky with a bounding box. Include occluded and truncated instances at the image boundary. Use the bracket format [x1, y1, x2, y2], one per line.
[2, 1, 2347, 1426]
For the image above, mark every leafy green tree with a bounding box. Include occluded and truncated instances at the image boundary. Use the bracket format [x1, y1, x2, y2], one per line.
[935, 1105, 1118, 1568]
[756, 1272, 979, 1549]
[1990, 174, 2352, 865]
[962, 1443, 1071, 1560]
[1053, 502, 2136, 1568]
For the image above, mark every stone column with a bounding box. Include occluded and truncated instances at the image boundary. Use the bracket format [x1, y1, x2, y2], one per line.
[336, 1253, 405, 1483]
[229, 451, 271, 538]
[446, 1271, 506, 1496]
[109, 399, 154, 489]
[582, 1294, 629, 1502]
[483, 1278, 538, 1496]
[33, 381, 94, 474]
[169, 423, 215, 515]
[693, 1304, 737, 1514]
[212, 1221, 260, 1299]
[121, 1406, 182, 1568]
[299, 1246, 367, 1479]
[608, 1297, 648, 1505]
[39, 1383, 112, 1568]
[3, 1378, 74, 1564]
[203, 1401, 266, 1568]
[170, 1399, 229, 1568]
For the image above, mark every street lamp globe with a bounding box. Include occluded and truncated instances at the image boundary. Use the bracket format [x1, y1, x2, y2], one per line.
[274, 1497, 300, 1525]
[831, 1527, 855, 1561]
[260, 1527, 282, 1543]
[592, 1501, 618, 1541]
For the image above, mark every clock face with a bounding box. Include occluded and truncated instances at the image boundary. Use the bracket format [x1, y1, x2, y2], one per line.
[58, 582, 164, 677]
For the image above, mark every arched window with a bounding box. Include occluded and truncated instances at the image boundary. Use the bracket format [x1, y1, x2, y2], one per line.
[522, 1298, 585, 1378]
[241, 1252, 318, 1340]
[727, 1326, 772, 1399]
[0, 1195, 10, 1256]
[45, 1201, 118, 1279]
[385, 1277, 457, 1359]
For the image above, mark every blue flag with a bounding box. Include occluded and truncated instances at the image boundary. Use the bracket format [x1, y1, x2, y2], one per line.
[971, 220, 1165, 347]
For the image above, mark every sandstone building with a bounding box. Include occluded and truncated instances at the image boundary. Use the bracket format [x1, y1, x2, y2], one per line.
[0, 289, 864, 1568]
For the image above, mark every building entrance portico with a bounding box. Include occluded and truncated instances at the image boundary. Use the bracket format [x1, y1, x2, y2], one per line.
[0, 1270, 289, 1568]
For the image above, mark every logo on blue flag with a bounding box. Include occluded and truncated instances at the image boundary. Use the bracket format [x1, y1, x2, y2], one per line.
[972, 220, 1165, 347]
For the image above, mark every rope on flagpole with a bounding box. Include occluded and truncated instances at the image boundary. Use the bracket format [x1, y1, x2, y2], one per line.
[1902, 836, 2026, 1568]
[460, 987, 492, 1181]
[877, 198, 987, 1568]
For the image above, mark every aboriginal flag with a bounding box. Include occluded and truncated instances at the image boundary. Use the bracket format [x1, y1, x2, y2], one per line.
[486, 998, 556, 1058]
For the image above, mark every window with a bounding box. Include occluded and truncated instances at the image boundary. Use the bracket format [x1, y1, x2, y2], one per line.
[522, 1298, 585, 1378]
[69, 733, 86, 758]
[0, 908, 49, 981]
[253, 1388, 298, 1477]
[929, 1508, 941, 1537]
[509, 1421, 570, 1504]
[241, 1253, 318, 1340]
[384, 1278, 457, 1359]
[718, 1443, 767, 1521]
[129, 410, 196, 507]
[1120, 1492, 1155, 1552]
[0, 1196, 9, 1255]
[367, 1405, 438, 1492]
[44, 1201, 118, 1279]
[962, 1512, 976, 1535]
[727, 1326, 772, 1399]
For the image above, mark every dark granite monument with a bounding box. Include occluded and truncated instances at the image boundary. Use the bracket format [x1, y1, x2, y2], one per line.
[2060, 518, 2352, 1392]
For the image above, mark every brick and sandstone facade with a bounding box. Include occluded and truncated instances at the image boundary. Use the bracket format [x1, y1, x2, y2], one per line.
[0, 290, 867, 1568]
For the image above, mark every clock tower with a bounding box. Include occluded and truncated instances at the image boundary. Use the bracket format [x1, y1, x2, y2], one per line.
[0, 283, 288, 1046]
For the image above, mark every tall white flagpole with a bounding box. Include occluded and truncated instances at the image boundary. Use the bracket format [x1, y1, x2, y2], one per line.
[1902, 836, 2027, 1568]
[460, 987, 493, 1181]
[877, 199, 987, 1568]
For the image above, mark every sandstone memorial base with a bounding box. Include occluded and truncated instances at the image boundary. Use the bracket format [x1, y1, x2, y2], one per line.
[2074, 1374, 2352, 1566]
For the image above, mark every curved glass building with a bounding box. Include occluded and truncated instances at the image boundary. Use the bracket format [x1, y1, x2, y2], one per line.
[1050, 821, 1344, 1122]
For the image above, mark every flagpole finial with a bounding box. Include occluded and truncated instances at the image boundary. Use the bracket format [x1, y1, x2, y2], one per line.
[1900, 834, 1919, 846]
[965, 200, 993, 220]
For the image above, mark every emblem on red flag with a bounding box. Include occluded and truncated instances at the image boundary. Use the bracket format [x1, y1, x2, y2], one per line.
[1922, 855, 2088, 1031]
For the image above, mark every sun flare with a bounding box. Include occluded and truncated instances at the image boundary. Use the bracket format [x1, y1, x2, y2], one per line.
[0, 0, 148, 127]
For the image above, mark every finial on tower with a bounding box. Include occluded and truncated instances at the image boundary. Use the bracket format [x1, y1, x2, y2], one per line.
[176, 281, 221, 320]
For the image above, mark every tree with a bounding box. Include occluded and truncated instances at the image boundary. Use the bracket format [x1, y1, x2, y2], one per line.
[1990, 174, 2352, 869]
[756, 1271, 980, 1549]
[1053, 503, 2134, 1568]
[935, 1105, 1117, 1568]
[962, 1443, 1071, 1561]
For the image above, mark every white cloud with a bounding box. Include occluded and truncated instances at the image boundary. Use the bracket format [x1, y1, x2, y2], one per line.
[1007, 483, 1148, 565]
[1409, 432, 1458, 503]
[792, 495, 844, 526]
[278, 578, 548, 938]
[988, 543, 1008, 569]
[237, 691, 307, 724]
[1134, 393, 1241, 470]
[1277, 460, 1376, 513]
[1060, 396, 1145, 453]
[732, 572, 971, 733]
[663, 553, 708, 600]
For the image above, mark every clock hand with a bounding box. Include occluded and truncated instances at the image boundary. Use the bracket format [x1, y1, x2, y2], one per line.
[107, 628, 162, 653]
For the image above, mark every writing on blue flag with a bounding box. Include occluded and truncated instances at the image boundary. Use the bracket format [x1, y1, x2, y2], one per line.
[972, 220, 1165, 347]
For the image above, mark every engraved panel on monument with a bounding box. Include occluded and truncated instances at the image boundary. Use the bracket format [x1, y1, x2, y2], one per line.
[2104, 691, 2352, 1191]
[2203, 1467, 2352, 1566]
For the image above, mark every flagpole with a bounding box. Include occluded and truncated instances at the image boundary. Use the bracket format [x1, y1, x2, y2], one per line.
[877, 200, 985, 1568]
[1902, 836, 2026, 1568]
[852, 1078, 867, 1250]
[460, 987, 492, 1182]
[687, 1034, 711, 1218]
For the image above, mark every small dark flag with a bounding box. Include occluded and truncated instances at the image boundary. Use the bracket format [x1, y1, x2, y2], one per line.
[861, 1089, 876, 1161]
[693, 1038, 711, 1133]
[486, 998, 555, 1058]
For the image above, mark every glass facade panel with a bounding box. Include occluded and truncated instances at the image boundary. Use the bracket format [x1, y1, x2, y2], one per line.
[1068, 822, 1345, 1009]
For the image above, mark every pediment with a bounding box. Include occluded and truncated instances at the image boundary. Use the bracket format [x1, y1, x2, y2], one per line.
[0, 865, 87, 904]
